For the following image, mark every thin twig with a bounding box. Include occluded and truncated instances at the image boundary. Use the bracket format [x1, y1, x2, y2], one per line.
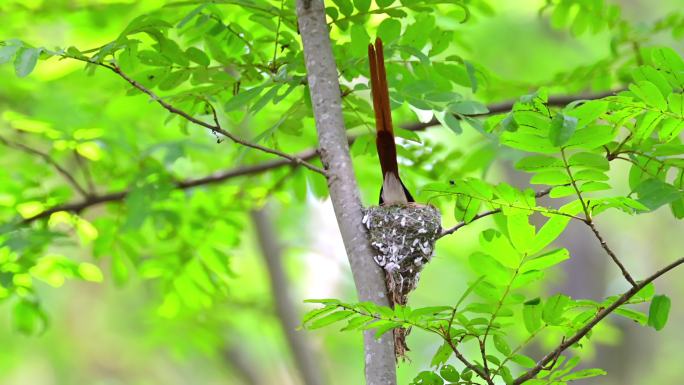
[73, 151, 96, 195]
[0, 135, 90, 197]
[109, 63, 326, 175]
[562, 148, 638, 286]
[586, 221, 638, 287]
[445, 337, 495, 385]
[20, 147, 318, 224]
[271, 0, 285, 73]
[62, 55, 326, 175]
[511, 257, 684, 385]
[439, 187, 554, 238]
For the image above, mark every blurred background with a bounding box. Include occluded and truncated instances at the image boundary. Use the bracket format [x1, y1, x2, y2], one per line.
[0, 0, 683, 385]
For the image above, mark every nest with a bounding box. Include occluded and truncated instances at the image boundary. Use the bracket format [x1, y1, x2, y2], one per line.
[362, 203, 442, 358]
[363, 204, 442, 304]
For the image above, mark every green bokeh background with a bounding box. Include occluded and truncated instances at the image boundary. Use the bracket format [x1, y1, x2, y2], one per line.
[0, 1, 682, 384]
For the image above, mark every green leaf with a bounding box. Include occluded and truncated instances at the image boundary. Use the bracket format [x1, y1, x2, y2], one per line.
[629, 81, 668, 111]
[350, 24, 371, 57]
[565, 124, 616, 149]
[529, 215, 571, 254]
[469, 252, 511, 285]
[507, 214, 535, 254]
[530, 170, 571, 185]
[186, 47, 210, 66]
[0, 43, 21, 65]
[372, 320, 402, 338]
[633, 111, 664, 143]
[353, 0, 371, 12]
[449, 100, 489, 115]
[510, 354, 536, 368]
[435, 111, 462, 134]
[138, 50, 171, 66]
[521, 248, 570, 273]
[634, 179, 682, 210]
[376, 0, 395, 7]
[566, 100, 608, 130]
[614, 307, 647, 325]
[549, 113, 578, 146]
[561, 368, 607, 381]
[542, 294, 570, 325]
[13, 300, 47, 335]
[14, 47, 40, 78]
[479, 230, 521, 269]
[516, 155, 564, 172]
[493, 335, 511, 355]
[333, 0, 354, 16]
[308, 310, 355, 329]
[224, 85, 264, 111]
[440, 365, 460, 382]
[413, 371, 443, 385]
[523, 298, 542, 333]
[431, 342, 453, 367]
[568, 151, 609, 171]
[377, 18, 402, 43]
[648, 294, 671, 331]
[659, 118, 684, 142]
[159, 70, 189, 90]
[668, 93, 683, 116]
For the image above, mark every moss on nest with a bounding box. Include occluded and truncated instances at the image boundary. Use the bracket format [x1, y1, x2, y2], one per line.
[362, 204, 442, 306]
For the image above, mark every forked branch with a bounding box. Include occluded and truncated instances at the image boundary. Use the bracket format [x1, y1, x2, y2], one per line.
[511, 257, 684, 384]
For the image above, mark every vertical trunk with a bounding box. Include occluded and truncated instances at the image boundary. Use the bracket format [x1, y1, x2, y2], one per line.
[295, 1, 397, 384]
[251, 207, 327, 385]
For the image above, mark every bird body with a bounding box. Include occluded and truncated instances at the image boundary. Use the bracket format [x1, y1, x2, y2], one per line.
[368, 38, 414, 205]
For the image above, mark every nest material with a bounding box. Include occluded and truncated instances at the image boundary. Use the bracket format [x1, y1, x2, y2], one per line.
[362, 204, 442, 358]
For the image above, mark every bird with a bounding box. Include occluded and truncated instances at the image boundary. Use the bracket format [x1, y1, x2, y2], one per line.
[368, 38, 415, 206]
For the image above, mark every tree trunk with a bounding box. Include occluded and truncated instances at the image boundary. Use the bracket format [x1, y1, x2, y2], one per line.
[251, 207, 327, 385]
[295, 1, 397, 384]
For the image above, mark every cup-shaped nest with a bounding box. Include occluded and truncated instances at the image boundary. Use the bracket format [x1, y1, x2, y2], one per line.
[362, 204, 442, 305]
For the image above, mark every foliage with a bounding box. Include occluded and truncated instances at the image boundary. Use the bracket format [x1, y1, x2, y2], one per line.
[0, 1, 683, 385]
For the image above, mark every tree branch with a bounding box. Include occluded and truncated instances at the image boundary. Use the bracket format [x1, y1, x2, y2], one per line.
[445, 337, 495, 385]
[21, 148, 318, 224]
[402, 90, 620, 132]
[60, 54, 326, 176]
[439, 187, 554, 238]
[296, 1, 397, 384]
[0, 135, 90, 198]
[585, 220, 637, 287]
[512, 256, 684, 385]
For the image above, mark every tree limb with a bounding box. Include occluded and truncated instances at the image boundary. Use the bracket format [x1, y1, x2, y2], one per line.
[21, 148, 318, 223]
[439, 187, 554, 238]
[402, 90, 620, 132]
[511, 256, 684, 385]
[60, 54, 326, 176]
[295, 1, 397, 384]
[0, 135, 90, 198]
[585, 220, 637, 287]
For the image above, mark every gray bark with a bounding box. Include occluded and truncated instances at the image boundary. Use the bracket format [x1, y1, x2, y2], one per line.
[221, 344, 263, 385]
[295, 1, 397, 384]
[251, 207, 327, 385]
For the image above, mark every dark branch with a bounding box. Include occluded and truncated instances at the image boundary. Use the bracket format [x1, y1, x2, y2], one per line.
[0, 135, 90, 198]
[512, 257, 684, 385]
[21, 148, 318, 224]
[585, 220, 638, 287]
[439, 187, 554, 238]
[62, 54, 326, 176]
[445, 337, 495, 385]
